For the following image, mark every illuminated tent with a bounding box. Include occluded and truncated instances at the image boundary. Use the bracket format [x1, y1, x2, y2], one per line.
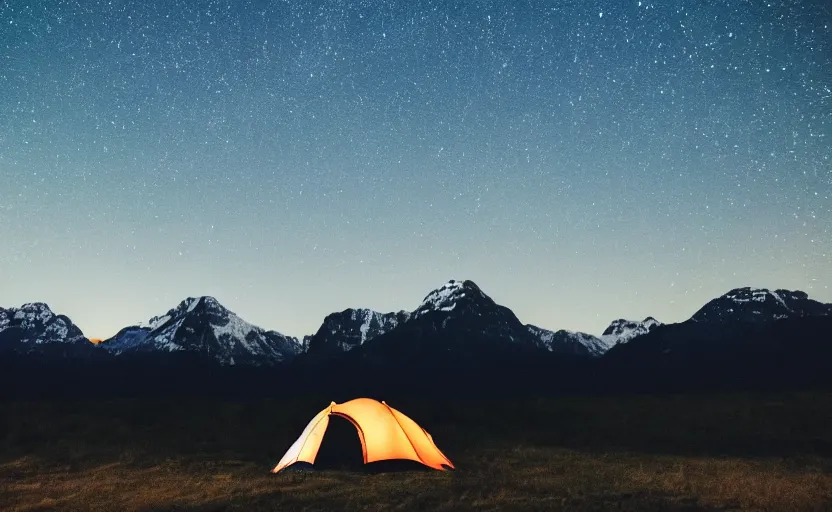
[272, 398, 454, 473]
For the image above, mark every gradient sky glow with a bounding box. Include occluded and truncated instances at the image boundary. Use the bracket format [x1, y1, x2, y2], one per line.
[1, 0, 830, 340]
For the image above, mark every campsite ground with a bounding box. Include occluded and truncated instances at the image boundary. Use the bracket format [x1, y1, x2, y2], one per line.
[2, 392, 831, 511]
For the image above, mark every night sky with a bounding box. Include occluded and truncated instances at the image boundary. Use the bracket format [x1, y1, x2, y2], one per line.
[1, 0, 830, 340]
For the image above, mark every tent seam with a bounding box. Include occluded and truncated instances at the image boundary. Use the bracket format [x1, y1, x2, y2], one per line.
[382, 402, 428, 467]
[422, 426, 454, 467]
[288, 405, 331, 469]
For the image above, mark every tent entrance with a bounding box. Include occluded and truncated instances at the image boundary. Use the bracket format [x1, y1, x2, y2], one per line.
[311, 414, 364, 471]
[290, 416, 434, 473]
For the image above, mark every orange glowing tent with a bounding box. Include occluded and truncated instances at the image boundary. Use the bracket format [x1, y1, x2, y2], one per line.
[272, 398, 454, 473]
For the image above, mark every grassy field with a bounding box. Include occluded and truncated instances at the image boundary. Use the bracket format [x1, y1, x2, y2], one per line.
[2, 392, 831, 511]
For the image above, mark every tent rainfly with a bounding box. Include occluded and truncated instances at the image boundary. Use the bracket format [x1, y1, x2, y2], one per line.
[272, 398, 454, 473]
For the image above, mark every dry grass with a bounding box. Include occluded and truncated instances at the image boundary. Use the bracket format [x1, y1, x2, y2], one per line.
[2, 393, 832, 511]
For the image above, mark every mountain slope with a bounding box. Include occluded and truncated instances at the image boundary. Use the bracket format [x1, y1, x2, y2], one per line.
[306, 308, 410, 355]
[100, 296, 302, 365]
[604, 315, 832, 368]
[526, 325, 607, 356]
[602, 288, 832, 386]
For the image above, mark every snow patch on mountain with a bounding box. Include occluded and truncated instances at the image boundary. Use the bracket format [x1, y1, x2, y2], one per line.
[214, 312, 263, 356]
[100, 327, 150, 354]
[44, 319, 70, 340]
[527, 324, 608, 356]
[719, 288, 788, 309]
[413, 280, 468, 317]
[148, 317, 186, 352]
[186, 297, 200, 313]
[13, 303, 54, 325]
[768, 290, 789, 310]
[139, 313, 172, 331]
[359, 309, 373, 344]
[567, 331, 609, 355]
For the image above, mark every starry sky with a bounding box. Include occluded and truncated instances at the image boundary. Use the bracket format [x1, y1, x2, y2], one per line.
[1, 0, 830, 340]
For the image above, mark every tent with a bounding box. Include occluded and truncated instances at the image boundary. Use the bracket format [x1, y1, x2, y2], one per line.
[272, 398, 454, 473]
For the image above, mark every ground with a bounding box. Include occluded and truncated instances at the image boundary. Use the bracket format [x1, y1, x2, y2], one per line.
[1, 392, 831, 511]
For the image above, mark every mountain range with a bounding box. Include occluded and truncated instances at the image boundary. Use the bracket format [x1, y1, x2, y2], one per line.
[0, 279, 667, 362]
[2, 280, 831, 397]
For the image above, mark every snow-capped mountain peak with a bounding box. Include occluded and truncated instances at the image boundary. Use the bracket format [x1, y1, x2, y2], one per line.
[138, 296, 212, 331]
[690, 287, 831, 323]
[412, 279, 493, 318]
[102, 296, 302, 365]
[0, 302, 89, 348]
[600, 317, 662, 348]
[11, 302, 54, 324]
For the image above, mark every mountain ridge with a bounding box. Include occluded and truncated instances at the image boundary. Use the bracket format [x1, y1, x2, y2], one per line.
[690, 287, 832, 323]
[2, 283, 829, 368]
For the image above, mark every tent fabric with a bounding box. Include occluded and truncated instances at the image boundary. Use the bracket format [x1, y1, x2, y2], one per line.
[272, 398, 454, 473]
